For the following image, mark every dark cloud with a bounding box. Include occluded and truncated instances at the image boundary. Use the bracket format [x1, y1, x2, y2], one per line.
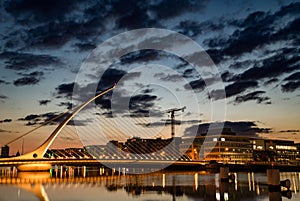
[234, 55, 299, 82]
[0, 79, 10, 85]
[24, 22, 72, 48]
[280, 129, 300, 133]
[281, 81, 300, 92]
[13, 76, 40, 86]
[184, 121, 271, 137]
[0, 119, 12, 123]
[225, 81, 258, 97]
[95, 97, 111, 110]
[18, 71, 44, 77]
[264, 78, 279, 85]
[4, 1, 104, 48]
[234, 91, 271, 104]
[221, 71, 234, 82]
[205, 49, 224, 64]
[177, 20, 225, 37]
[0, 52, 61, 71]
[284, 72, 300, 81]
[0, 94, 8, 100]
[274, 17, 300, 41]
[24, 19, 104, 48]
[3, 0, 299, 56]
[85, 68, 141, 96]
[73, 69, 142, 108]
[223, 12, 273, 56]
[57, 102, 72, 110]
[228, 60, 254, 70]
[97, 68, 127, 90]
[120, 50, 161, 65]
[117, 8, 155, 29]
[96, 111, 113, 118]
[55, 69, 141, 111]
[203, 37, 228, 49]
[184, 79, 205, 91]
[141, 87, 154, 94]
[204, 3, 300, 60]
[158, 74, 183, 82]
[176, 20, 203, 37]
[38, 99, 51, 106]
[5, 0, 80, 23]
[275, 2, 300, 17]
[137, 119, 201, 128]
[3, 0, 130, 49]
[74, 43, 96, 52]
[18, 111, 88, 126]
[13, 71, 44, 86]
[182, 68, 197, 78]
[150, 0, 208, 19]
[210, 80, 258, 100]
[18, 114, 40, 121]
[128, 94, 157, 117]
[2, 0, 211, 50]
[184, 75, 253, 100]
[107, 0, 152, 29]
[55, 82, 78, 99]
[281, 71, 300, 92]
[95, 90, 160, 118]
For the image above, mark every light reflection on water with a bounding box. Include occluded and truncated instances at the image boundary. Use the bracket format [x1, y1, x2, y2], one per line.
[0, 167, 300, 201]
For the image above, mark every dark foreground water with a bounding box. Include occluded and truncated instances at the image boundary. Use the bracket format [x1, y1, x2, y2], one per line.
[0, 166, 299, 201]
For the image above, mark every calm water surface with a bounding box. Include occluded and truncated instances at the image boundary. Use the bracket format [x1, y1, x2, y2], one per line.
[0, 167, 300, 201]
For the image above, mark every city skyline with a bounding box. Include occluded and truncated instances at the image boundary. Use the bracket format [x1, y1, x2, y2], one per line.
[0, 0, 300, 154]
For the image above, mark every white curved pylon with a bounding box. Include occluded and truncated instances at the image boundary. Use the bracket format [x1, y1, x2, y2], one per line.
[3, 84, 116, 160]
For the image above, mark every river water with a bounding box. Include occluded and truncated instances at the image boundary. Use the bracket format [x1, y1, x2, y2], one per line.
[0, 167, 299, 201]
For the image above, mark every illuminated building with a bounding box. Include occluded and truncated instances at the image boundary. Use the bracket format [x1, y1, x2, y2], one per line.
[181, 128, 299, 164]
[181, 128, 252, 163]
[252, 139, 297, 164]
[181, 129, 253, 163]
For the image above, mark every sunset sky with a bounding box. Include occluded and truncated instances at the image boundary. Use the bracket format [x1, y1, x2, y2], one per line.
[0, 0, 299, 154]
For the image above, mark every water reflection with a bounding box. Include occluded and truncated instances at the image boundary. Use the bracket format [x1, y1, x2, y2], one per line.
[0, 167, 300, 201]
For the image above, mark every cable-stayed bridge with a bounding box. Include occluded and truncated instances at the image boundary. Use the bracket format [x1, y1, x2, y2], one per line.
[0, 84, 197, 171]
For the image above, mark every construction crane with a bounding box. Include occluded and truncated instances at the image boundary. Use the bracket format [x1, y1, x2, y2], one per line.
[166, 106, 186, 138]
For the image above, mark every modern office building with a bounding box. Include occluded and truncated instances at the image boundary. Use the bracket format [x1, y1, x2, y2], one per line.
[180, 129, 253, 163]
[252, 139, 298, 164]
[180, 128, 299, 164]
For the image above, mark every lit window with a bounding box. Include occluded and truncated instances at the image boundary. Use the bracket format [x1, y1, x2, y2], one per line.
[224, 192, 229, 200]
[216, 192, 220, 201]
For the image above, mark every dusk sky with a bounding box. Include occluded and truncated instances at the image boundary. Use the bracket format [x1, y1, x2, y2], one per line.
[0, 0, 299, 154]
